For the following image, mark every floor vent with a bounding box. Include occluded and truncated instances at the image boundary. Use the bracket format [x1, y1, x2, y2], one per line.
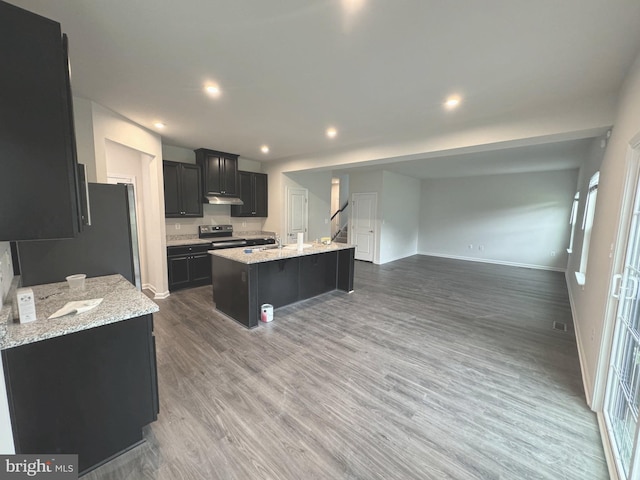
[552, 321, 568, 332]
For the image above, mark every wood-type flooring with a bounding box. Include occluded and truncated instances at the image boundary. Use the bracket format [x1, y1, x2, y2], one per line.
[84, 255, 608, 479]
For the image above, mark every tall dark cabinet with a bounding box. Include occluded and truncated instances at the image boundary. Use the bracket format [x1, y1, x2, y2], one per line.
[163, 161, 203, 217]
[195, 148, 239, 197]
[231, 171, 268, 217]
[0, 1, 84, 241]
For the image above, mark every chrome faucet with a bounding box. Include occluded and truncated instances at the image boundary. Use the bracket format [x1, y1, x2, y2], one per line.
[275, 234, 282, 249]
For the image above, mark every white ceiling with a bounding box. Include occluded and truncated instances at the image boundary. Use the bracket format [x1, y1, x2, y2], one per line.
[8, 0, 640, 171]
[336, 137, 593, 179]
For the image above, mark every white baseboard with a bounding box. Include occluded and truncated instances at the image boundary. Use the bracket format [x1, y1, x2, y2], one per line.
[564, 270, 594, 408]
[418, 251, 566, 272]
[142, 283, 170, 300]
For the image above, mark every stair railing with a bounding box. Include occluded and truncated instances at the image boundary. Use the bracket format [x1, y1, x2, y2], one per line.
[330, 201, 349, 240]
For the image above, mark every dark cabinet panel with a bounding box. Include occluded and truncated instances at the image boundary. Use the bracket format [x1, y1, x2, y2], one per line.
[167, 244, 212, 291]
[0, 2, 82, 240]
[163, 161, 202, 218]
[2, 314, 158, 475]
[163, 162, 180, 216]
[231, 171, 268, 217]
[190, 253, 212, 283]
[254, 173, 268, 217]
[181, 164, 202, 216]
[300, 252, 338, 299]
[195, 148, 239, 197]
[256, 258, 300, 308]
[168, 255, 190, 289]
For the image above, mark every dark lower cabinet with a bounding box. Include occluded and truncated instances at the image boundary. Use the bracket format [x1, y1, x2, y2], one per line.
[211, 247, 355, 328]
[2, 314, 159, 476]
[167, 244, 212, 291]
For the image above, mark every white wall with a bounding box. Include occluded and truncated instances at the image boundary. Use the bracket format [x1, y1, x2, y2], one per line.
[380, 171, 421, 264]
[418, 169, 578, 270]
[568, 51, 640, 407]
[74, 101, 168, 297]
[73, 96, 97, 182]
[161, 144, 267, 235]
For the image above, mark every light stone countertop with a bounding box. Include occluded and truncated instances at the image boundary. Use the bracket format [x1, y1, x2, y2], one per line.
[167, 231, 275, 247]
[208, 242, 355, 264]
[0, 274, 159, 350]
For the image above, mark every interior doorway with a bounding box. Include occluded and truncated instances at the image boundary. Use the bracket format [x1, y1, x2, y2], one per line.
[350, 192, 377, 262]
[285, 187, 308, 244]
[105, 140, 152, 289]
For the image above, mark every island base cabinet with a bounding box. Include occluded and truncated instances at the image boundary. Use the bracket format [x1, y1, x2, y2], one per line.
[211, 248, 355, 329]
[2, 314, 159, 476]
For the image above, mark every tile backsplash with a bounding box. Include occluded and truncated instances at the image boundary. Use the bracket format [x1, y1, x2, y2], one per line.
[165, 204, 265, 236]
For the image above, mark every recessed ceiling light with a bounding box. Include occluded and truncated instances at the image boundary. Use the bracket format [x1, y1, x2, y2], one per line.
[261, 145, 269, 154]
[153, 121, 165, 129]
[326, 127, 338, 138]
[205, 84, 221, 97]
[444, 96, 461, 110]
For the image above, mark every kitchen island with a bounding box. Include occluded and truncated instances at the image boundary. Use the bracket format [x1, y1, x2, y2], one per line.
[209, 243, 355, 328]
[0, 275, 159, 475]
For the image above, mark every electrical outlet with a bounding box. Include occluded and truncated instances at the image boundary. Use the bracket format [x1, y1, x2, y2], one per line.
[242, 221, 247, 227]
[468, 244, 473, 249]
[175, 224, 181, 230]
[551, 251, 556, 257]
[478, 245, 484, 251]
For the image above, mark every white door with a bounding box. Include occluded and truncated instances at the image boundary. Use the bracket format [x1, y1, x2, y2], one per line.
[351, 192, 376, 262]
[604, 141, 640, 480]
[286, 187, 308, 244]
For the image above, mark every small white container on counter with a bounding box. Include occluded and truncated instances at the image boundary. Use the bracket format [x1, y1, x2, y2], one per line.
[260, 304, 273, 322]
[16, 287, 37, 323]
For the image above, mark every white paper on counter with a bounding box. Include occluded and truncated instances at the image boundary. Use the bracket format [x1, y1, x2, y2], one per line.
[48, 298, 103, 319]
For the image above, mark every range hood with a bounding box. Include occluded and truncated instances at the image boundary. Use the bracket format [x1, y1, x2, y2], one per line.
[205, 195, 244, 206]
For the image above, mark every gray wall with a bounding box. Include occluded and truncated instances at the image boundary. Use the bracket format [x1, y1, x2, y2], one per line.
[418, 169, 579, 270]
[380, 171, 420, 263]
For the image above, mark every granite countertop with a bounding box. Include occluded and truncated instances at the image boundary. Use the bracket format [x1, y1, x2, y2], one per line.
[167, 231, 275, 247]
[209, 242, 355, 264]
[0, 274, 159, 350]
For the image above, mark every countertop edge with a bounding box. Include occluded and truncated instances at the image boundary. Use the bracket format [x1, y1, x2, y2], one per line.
[0, 274, 159, 350]
[208, 243, 355, 264]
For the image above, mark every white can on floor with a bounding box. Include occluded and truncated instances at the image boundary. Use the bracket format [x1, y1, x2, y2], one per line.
[260, 304, 274, 322]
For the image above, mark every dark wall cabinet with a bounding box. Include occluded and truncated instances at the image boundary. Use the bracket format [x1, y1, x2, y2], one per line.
[2, 314, 159, 475]
[163, 161, 203, 217]
[195, 148, 239, 197]
[167, 244, 212, 291]
[0, 1, 84, 241]
[231, 171, 268, 217]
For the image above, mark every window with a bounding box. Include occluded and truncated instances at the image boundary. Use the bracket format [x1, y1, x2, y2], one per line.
[575, 171, 599, 285]
[567, 191, 580, 253]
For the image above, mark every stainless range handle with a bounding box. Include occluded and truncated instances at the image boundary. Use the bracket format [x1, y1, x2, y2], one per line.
[210, 240, 247, 249]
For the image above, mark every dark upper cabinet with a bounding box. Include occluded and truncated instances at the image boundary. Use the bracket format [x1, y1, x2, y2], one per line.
[194, 148, 239, 197]
[163, 161, 203, 217]
[231, 171, 268, 217]
[0, 1, 84, 241]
